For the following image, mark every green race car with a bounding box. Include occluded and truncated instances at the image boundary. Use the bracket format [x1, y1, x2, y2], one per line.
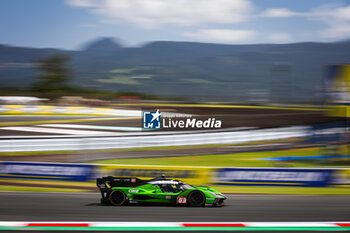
[96, 175, 226, 207]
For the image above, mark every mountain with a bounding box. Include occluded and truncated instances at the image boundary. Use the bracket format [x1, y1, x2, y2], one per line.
[0, 44, 70, 87]
[83, 37, 122, 51]
[1, 37, 350, 103]
[0, 44, 68, 63]
[76, 37, 122, 59]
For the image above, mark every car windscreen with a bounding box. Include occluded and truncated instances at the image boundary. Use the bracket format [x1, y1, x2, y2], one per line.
[181, 184, 194, 190]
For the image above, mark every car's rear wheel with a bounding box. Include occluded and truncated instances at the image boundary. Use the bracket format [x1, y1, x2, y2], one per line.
[188, 190, 205, 207]
[109, 190, 126, 206]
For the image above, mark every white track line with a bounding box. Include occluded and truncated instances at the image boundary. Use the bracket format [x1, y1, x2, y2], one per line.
[0, 126, 309, 152]
[0, 126, 115, 135]
[246, 222, 337, 227]
[39, 124, 143, 131]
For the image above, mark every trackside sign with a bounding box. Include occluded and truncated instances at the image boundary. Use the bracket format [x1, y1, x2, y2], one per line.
[214, 168, 334, 187]
[0, 162, 94, 181]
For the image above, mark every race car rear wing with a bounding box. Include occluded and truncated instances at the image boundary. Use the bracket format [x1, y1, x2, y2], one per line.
[96, 176, 145, 190]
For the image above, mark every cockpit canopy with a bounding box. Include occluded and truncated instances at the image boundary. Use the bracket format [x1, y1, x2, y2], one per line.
[148, 180, 194, 193]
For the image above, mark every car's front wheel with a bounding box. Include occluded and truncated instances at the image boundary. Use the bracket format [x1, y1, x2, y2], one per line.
[109, 190, 126, 206]
[187, 190, 205, 207]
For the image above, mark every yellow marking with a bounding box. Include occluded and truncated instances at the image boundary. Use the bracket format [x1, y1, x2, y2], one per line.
[3, 105, 24, 109]
[327, 105, 350, 117]
[216, 181, 302, 185]
[93, 107, 113, 111]
[36, 111, 53, 114]
[37, 105, 54, 109]
[4, 110, 24, 114]
[65, 106, 84, 110]
[334, 184, 350, 187]
[0, 105, 124, 116]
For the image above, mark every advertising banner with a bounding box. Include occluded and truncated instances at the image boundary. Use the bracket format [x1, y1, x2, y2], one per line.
[94, 164, 213, 185]
[214, 168, 334, 187]
[0, 162, 94, 181]
[332, 169, 350, 187]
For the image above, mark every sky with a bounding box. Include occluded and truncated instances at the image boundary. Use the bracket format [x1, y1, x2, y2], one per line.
[2, 0, 350, 50]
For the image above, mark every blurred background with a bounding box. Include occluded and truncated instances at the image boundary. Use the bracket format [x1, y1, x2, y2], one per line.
[0, 0, 349, 229]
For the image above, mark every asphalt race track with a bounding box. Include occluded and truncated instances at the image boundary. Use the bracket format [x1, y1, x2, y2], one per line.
[0, 192, 349, 232]
[0, 192, 349, 222]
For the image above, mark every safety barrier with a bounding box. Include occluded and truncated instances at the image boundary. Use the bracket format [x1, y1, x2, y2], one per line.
[0, 162, 94, 182]
[0, 162, 213, 185]
[0, 161, 348, 187]
[213, 167, 335, 187]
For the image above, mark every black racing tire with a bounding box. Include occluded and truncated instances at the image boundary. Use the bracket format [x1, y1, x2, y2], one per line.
[187, 190, 205, 207]
[100, 198, 109, 206]
[109, 190, 127, 206]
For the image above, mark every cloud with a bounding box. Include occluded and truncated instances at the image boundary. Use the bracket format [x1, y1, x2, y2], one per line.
[261, 8, 297, 18]
[308, 4, 350, 39]
[184, 29, 257, 43]
[66, 0, 97, 7]
[261, 4, 350, 40]
[320, 24, 350, 39]
[66, 0, 253, 28]
[268, 33, 292, 43]
[308, 4, 350, 22]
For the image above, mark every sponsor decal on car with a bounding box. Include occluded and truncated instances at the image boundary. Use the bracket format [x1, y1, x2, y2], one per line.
[165, 195, 171, 200]
[128, 189, 139, 193]
[177, 196, 187, 204]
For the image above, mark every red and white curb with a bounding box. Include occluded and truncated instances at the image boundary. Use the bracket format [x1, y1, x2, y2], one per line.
[0, 222, 349, 227]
